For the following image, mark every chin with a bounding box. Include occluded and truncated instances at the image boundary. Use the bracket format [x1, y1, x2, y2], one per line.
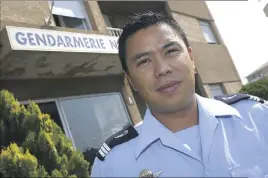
[164, 96, 192, 111]
[157, 105, 182, 114]
[148, 101, 181, 114]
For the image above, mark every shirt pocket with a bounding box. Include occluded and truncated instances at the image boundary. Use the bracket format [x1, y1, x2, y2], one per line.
[228, 156, 268, 178]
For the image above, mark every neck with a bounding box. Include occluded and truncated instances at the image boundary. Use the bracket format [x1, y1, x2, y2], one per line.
[152, 96, 198, 133]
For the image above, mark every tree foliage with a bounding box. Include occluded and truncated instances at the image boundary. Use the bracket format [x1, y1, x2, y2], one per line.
[0, 90, 90, 177]
[240, 77, 268, 100]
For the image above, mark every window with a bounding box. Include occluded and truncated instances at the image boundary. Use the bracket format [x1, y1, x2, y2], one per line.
[22, 101, 64, 132]
[19, 92, 131, 154]
[53, 15, 89, 30]
[48, 0, 91, 30]
[209, 84, 224, 97]
[199, 20, 217, 44]
[59, 93, 131, 152]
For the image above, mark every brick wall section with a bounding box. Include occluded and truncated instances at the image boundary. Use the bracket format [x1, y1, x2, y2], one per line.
[83, 1, 108, 34]
[172, 12, 207, 43]
[121, 77, 143, 125]
[203, 84, 213, 98]
[168, 1, 212, 20]
[190, 42, 241, 84]
[203, 82, 242, 98]
[0, 1, 50, 30]
[223, 82, 242, 94]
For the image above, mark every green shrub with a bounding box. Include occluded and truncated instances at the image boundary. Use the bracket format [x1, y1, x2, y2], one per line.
[0, 90, 90, 177]
[0, 143, 48, 177]
[240, 77, 268, 100]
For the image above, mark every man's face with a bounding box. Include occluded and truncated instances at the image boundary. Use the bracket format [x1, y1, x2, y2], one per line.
[125, 23, 196, 114]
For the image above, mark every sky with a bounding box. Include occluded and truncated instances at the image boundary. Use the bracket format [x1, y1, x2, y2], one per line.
[206, 0, 268, 84]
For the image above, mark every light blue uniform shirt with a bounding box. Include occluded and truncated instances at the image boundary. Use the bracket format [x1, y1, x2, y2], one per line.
[174, 125, 202, 160]
[91, 94, 268, 177]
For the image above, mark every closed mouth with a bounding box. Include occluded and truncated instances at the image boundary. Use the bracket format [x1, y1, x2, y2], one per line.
[156, 81, 181, 92]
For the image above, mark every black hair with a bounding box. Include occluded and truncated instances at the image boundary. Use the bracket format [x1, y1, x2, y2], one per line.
[118, 11, 189, 72]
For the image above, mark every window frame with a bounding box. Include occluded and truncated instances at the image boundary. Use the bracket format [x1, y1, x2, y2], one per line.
[49, 0, 92, 30]
[199, 20, 217, 44]
[18, 92, 132, 150]
[53, 14, 89, 30]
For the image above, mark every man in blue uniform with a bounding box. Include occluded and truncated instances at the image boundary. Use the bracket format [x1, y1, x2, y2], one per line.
[91, 11, 268, 177]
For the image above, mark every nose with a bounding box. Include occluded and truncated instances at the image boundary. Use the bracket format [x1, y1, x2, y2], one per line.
[153, 57, 172, 78]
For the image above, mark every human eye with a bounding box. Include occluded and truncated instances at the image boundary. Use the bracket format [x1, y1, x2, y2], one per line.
[166, 48, 180, 55]
[137, 58, 150, 67]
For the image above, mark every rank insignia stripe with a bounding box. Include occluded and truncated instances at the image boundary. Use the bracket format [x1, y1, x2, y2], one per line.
[96, 124, 139, 161]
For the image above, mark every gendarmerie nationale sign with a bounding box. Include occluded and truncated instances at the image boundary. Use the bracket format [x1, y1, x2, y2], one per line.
[6, 26, 119, 54]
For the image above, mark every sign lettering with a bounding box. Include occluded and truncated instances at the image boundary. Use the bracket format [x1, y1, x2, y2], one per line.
[7, 26, 119, 54]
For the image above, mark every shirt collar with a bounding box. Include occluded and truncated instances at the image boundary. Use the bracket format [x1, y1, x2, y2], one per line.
[135, 94, 242, 159]
[134, 108, 170, 159]
[195, 94, 242, 119]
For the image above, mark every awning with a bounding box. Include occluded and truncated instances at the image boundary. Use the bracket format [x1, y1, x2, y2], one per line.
[0, 26, 123, 80]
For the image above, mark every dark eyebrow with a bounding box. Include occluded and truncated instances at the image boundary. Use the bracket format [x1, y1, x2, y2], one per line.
[130, 52, 150, 61]
[163, 41, 182, 49]
[129, 42, 182, 61]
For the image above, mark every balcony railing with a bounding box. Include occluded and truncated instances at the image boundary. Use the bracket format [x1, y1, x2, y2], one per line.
[107, 27, 123, 37]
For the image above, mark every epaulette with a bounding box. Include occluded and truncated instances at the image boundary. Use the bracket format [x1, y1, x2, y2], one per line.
[96, 124, 138, 161]
[214, 93, 266, 105]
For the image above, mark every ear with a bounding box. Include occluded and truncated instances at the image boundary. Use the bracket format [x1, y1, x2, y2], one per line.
[125, 73, 138, 92]
[187, 47, 193, 62]
[187, 47, 196, 72]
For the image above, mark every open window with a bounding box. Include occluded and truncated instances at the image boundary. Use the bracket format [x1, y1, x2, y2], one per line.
[48, 0, 92, 30]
